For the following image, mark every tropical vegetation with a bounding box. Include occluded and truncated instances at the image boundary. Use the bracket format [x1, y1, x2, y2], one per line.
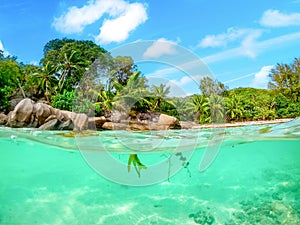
[0, 38, 300, 123]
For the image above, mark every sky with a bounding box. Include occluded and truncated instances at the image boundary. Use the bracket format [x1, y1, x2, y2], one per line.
[1, 0, 300, 96]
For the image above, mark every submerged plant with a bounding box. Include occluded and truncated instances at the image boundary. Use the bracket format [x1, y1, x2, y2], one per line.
[56, 130, 99, 137]
[258, 126, 272, 134]
[127, 154, 147, 178]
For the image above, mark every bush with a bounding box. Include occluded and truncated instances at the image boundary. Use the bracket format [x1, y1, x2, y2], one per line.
[51, 90, 75, 111]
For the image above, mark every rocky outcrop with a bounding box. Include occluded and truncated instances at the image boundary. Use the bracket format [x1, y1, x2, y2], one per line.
[7, 98, 35, 128]
[102, 121, 129, 130]
[180, 121, 198, 129]
[38, 119, 74, 130]
[38, 119, 60, 130]
[6, 98, 88, 130]
[4, 98, 181, 131]
[72, 113, 88, 131]
[100, 113, 181, 131]
[156, 114, 181, 130]
[0, 113, 7, 125]
[88, 116, 106, 129]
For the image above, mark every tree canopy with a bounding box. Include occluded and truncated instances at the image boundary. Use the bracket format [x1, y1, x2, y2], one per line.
[268, 58, 300, 103]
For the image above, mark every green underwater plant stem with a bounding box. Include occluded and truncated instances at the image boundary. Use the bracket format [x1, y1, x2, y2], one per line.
[127, 154, 147, 178]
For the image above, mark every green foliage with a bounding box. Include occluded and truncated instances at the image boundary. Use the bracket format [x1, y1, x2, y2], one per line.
[94, 89, 115, 116]
[191, 94, 210, 123]
[275, 93, 300, 118]
[200, 76, 226, 96]
[2, 37, 299, 124]
[167, 97, 194, 121]
[51, 89, 95, 114]
[150, 84, 171, 111]
[225, 88, 278, 121]
[208, 94, 225, 123]
[0, 59, 21, 112]
[51, 90, 75, 111]
[269, 58, 300, 103]
[225, 95, 244, 122]
[30, 62, 58, 101]
[110, 56, 137, 86]
[42, 38, 107, 92]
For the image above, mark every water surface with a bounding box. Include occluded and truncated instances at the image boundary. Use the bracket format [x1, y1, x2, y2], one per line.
[0, 119, 300, 224]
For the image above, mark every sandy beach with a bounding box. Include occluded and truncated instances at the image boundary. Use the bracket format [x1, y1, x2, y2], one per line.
[184, 118, 295, 129]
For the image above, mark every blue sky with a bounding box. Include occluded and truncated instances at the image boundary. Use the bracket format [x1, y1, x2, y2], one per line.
[1, 0, 300, 95]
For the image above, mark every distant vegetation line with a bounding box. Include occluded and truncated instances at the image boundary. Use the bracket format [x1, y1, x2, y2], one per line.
[0, 38, 299, 123]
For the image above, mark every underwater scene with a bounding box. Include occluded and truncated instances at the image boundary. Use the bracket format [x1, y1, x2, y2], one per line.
[0, 119, 300, 224]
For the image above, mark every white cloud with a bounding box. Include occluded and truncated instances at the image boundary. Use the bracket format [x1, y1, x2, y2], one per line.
[0, 40, 9, 56]
[260, 9, 300, 27]
[30, 61, 39, 66]
[251, 65, 274, 88]
[0, 40, 4, 51]
[168, 75, 203, 87]
[143, 38, 178, 59]
[53, 0, 147, 44]
[202, 31, 300, 64]
[240, 29, 262, 58]
[96, 3, 147, 44]
[198, 27, 263, 48]
[166, 75, 204, 97]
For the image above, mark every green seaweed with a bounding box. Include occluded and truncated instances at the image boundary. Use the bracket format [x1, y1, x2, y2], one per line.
[127, 154, 147, 178]
[259, 126, 272, 134]
[56, 130, 99, 137]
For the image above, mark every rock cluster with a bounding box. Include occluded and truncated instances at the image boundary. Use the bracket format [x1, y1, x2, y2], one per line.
[1, 98, 182, 131]
[4, 98, 88, 130]
[189, 209, 215, 225]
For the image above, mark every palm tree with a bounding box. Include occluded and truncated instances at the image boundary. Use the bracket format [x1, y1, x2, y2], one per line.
[31, 62, 57, 101]
[57, 50, 87, 92]
[209, 94, 225, 123]
[114, 72, 149, 111]
[151, 84, 170, 111]
[95, 89, 115, 115]
[165, 97, 193, 120]
[191, 95, 210, 123]
[225, 95, 244, 122]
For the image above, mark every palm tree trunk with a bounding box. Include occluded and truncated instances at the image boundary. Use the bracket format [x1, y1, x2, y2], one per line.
[18, 83, 26, 98]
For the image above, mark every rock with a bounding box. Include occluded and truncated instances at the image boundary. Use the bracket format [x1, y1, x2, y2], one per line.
[6, 98, 89, 131]
[102, 114, 181, 131]
[57, 120, 74, 130]
[136, 112, 160, 123]
[0, 113, 7, 125]
[189, 210, 215, 225]
[111, 110, 128, 122]
[34, 102, 52, 125]
[52, 109, 72, 121]
[8, 97, 24, 113]
[129, 121, 150, 131]
[156, 114, 181, 130]
[38, 119, 74, 131]
[180, 121, 198, 129]
[102, 122, 128, 130]
[38, 119, 60, 130]
[88, 116, 107, 129]
[5, 98, 183, 131]
[72, 113, 88, 131]
[45, 114, 57, 123]
[7, 98, 35, 127]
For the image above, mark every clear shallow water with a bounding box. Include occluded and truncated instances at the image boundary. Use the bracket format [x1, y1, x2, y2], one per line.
[0, 119, 300, 224]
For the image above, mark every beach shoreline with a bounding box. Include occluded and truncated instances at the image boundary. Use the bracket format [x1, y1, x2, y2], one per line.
[186, 118, 295, 129]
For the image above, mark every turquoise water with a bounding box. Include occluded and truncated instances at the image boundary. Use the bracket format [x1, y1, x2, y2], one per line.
[0, 119, 300, 224]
